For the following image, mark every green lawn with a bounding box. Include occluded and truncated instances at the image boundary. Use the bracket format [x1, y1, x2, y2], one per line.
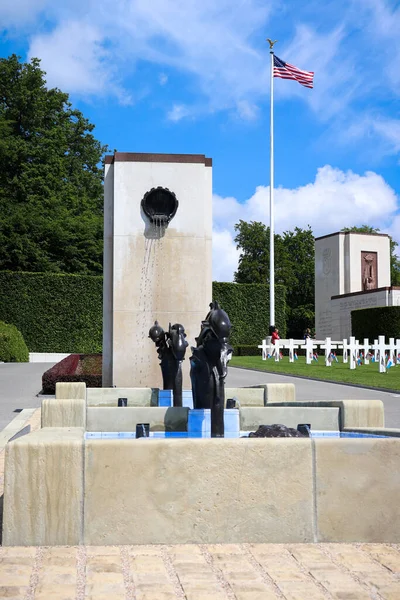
[230, 355, 400, 391]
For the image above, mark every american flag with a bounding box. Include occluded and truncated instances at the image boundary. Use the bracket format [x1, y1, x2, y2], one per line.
[273, 55, 314, 89]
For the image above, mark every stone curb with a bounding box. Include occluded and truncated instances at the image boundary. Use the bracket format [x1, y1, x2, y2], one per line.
[0, 409, 36, 452]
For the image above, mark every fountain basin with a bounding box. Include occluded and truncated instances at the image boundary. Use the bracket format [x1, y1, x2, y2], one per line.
[3, 428, 400, 546]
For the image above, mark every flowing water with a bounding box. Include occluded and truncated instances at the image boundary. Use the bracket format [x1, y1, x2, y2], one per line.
[133, 220, 166, 385]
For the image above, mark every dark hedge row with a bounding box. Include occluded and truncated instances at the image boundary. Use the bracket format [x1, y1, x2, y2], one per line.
[0, 320, 29, 362]
[0, 271, 102, 352]
[42, 353, 102, 394]
[351, 306, 400, 341]
[0, 272, 286, 352]
[212, 282, 286, 345]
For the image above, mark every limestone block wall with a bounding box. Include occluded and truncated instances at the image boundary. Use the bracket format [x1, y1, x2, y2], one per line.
[3, 428, 84, 546]
[83, 438, 314, 545]
[103, 152, 213, 389]
[330, 289, 389, 340]
[4, 432, 400, 545]
[42, 398, 86, 428]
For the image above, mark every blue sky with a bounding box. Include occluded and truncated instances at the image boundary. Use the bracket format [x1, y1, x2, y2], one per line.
[1, 0, 400, 280]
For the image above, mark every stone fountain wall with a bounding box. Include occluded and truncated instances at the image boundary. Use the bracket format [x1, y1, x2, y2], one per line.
[102, 153, 213, 388]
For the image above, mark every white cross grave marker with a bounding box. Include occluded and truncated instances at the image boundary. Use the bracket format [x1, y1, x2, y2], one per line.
[388, 338, 396, 364]
[372, 336, 387, 373]
[373, 339, 378, 362]
[285, 339, 299, 363]
[342, 339, 349, 363]
[320, 337, 337, 367]
[348, 336, 359, 370]
[273, 339, 281, 362]
[396, 339, 400, 365]
[302, 337, 318, 365]
[258, 339, 271, 361]
[359, 338, 371, 365]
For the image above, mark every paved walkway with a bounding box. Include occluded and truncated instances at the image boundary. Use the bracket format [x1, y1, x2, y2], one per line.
[1, 542, 400, 599]
[0, 363, 50, 431]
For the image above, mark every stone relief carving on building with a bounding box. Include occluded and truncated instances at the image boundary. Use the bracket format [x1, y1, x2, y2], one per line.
[361, 251, 378, 291]
[322, 248, 331, 275]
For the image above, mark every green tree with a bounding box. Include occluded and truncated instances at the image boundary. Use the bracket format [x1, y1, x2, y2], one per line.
[341, 225, 400, 286]
[234, 221, 315, 336]
[0, 54, 108, 274]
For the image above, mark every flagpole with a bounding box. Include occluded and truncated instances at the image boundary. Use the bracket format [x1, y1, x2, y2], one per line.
[268, 40, 276, 328]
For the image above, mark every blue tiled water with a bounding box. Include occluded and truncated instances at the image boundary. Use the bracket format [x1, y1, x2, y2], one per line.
[85, 430, 390, 440]
[158, 390, 193, 408]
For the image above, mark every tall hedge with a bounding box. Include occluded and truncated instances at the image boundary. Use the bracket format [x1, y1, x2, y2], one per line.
[213, 282, 286, 344]
[0, 272, 285, 351]
[351, 306, 400, 341]
[0, 271, 102, 352]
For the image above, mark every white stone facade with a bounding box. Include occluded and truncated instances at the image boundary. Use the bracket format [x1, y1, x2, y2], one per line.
[103, 152, 213, 388]
[315, 231, 391, 339]
[330, 288, 400, 340]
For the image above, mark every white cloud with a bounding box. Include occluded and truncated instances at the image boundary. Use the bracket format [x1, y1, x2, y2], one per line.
[342, 115, 400, 160]
[167, 104, 191, 122]
[28, 20, 129, 101]
[2, 0, 398, 148]
[0, 0, 52, 28]
[159, 73, 168, 85]
[212, 165, 399, 281]
[212, 230, 240, 281]
[236, 100, 259, 121]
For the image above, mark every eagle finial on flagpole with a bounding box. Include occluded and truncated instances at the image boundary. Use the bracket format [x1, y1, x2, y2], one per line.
[266, 38, 278, 50]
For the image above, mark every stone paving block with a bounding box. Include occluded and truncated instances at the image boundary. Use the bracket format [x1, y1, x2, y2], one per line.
[86, 545, 121, 555]
[131, 555, 167, 572]
[276, 582, 328, 600]
[327, 545, 384, 572]
[85, 571, 124, 585]
[361, 544, 400, 572]
[130, 545, 164, 556]
[248, 543, 289, 556]
[134, 585, 178, 600]
[358, 571, 400, 590]
[207, 543, 246, 554]
[233, 587, 282, 600]
[85, 582, 126, 595]
[182, 585, 229, 600]
[267, 568, 310, 582]
[212, 564, 256, 578]
[136, 593, 178, 600]
[133, 573, 173, 585]
[86, 563, 122, 575]
[42, 556, 77, 567]
[0, 547, 36, 557]
[0, 587, 28, 600]
[39, 566, 77, 586]
[0, 557, 33, 566]
[378, 585, 400, 600]
[85, 595, 126, 600]
[34, 584, 76, 600]
[45, 547, 78, 558]
[0, 567, 32, 586]
[287, 546, 335, 570]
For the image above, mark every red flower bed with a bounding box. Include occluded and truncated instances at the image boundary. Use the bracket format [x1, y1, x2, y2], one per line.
[42, 353, 102, 394]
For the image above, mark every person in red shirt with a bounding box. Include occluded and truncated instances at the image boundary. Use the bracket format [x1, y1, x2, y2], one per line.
[271, 327, 280, 345]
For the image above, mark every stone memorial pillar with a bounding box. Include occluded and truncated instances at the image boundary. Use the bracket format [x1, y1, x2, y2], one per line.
[103, 152, 213, 388]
